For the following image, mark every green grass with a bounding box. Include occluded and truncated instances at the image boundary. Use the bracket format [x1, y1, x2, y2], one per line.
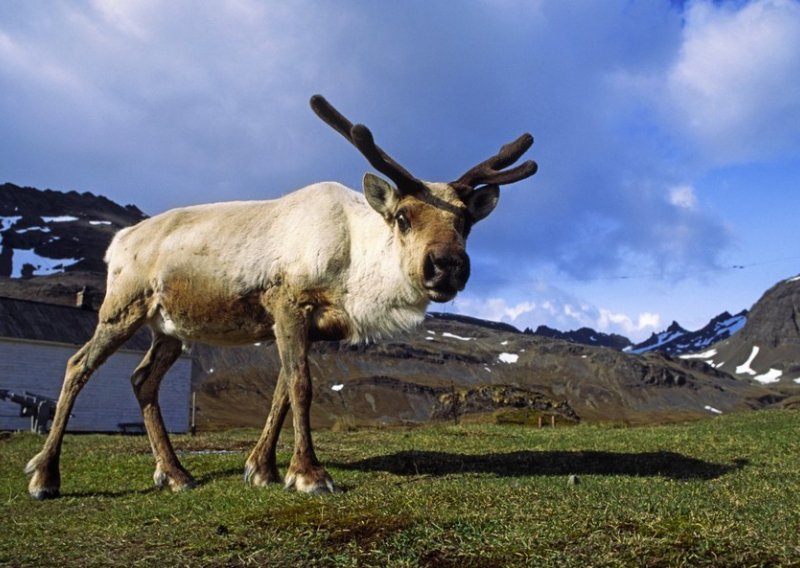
[1, 410, 799, 567]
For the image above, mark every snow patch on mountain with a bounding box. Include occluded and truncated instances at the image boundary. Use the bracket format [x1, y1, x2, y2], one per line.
[0, 216, 22, 231]
[753, 368, 782, 384]
[629, 323, 686, 354]
[15, 226, 51, 234]
[442, 332, 473, 341]
[735, 346, 759, 376]
[498, 353, 519, 364]
[679, 349, 718, 360]
[10, 249, 82, 277]
[41, 215, 79, 223]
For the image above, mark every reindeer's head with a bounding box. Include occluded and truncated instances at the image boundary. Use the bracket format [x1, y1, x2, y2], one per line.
[311, 95, 537, 303]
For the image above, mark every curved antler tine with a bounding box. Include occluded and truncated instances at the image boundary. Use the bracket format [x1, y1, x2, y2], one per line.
[310, 95, 354, 139]
[492, 134, 534, 170]
[455, 133, 537, 190]
[476, 160, 538, 187]
[350, 125, 424, 195]
[311, 94, 425, 196]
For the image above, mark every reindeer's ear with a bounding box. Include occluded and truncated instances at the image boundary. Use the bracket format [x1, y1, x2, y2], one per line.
[465, 185, 500, 223]
[363, 172, 400, 218]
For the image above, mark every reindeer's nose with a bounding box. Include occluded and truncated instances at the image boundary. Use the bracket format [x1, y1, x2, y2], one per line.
[423, 250, 470, 302]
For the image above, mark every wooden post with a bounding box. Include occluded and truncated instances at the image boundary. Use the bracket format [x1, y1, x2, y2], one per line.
[551, 415, 556, 428]
[451, 383, 459, 426]
[190, 391, 197, 436]
[538, 415, 543, 429]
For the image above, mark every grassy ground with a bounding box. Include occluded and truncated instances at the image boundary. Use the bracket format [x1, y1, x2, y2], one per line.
[1, 410, 799, 567]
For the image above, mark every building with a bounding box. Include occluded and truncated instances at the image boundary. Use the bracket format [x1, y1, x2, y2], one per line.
[0, 296, 192, 433]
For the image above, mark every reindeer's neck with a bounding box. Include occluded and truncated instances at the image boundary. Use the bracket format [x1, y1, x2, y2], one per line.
[340, 201, 429, 343]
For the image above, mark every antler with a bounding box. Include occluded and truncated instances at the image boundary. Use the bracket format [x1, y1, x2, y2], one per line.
[452, 134, 538, 197]
[310, 95, 426, 196]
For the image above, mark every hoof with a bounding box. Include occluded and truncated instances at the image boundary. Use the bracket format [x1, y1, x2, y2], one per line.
[29, 486, 60, 501]
[244, 462, 281, 487]
[26, 454, 61, 500]
[170, 479, 196, 493]
[154, 466, 195, 493]
[285, 467, 339, 494]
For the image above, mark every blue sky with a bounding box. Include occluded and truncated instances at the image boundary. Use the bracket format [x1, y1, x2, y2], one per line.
[1, 0, 799, 341]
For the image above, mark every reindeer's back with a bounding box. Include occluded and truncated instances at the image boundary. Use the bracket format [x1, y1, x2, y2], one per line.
[109, 183, 362, 277]
[100, 184, 373, 334]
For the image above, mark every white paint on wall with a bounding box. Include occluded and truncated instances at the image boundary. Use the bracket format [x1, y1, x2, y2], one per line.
[0, 339, 191, 433]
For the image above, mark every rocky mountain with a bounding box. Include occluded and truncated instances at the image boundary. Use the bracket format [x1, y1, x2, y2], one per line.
[527, 324, 632, 350]
[529, 310, 750, 356]
[629, 310, 748, 356]
[193, 313, 781, 430]
[687, 275, 800, 395]
[0, 182, 146, 307]
[0, 182, 146, 275]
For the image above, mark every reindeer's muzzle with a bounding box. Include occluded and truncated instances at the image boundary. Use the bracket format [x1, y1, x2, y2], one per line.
[423, 249, 470, 302]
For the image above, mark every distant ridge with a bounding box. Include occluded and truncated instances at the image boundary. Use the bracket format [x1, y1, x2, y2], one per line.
[527, 325, 632, 351]
[630, 311, 748, 356]
[427, 312, 521, 334]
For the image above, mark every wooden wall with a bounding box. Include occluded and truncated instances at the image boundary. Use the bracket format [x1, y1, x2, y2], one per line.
[0, 338, 191, 433]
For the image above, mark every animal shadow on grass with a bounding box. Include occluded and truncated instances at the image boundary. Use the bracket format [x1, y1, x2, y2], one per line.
[333, 451, 748, 481]
[61, 467, 243, 499]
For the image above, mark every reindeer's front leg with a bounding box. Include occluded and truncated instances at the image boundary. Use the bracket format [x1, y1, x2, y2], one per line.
[244, 369, 289, 486]
[272, 297, 336, 494]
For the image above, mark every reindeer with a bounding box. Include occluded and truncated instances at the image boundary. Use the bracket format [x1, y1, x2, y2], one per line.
[25, 95, 537, 498]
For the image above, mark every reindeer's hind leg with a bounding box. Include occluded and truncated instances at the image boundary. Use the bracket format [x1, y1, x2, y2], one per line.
[244, 369, 290, 486]
[130, 333, 194, 492]
[25, 307, 146, 500]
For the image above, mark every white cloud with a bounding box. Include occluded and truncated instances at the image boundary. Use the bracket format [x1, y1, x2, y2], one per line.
[452, 297, 538, 324]
[669, 185, 698, 210]
[504, 301, 537, 320]
[597, 309, 660, 336]
[450, 290, 661, 342]
[666, 0, 800, 163]
[89, 0, 154, 41]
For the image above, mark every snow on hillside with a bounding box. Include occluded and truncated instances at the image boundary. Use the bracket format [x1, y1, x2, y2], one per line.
[753, 368, 783, 384]
[0, 216, 22, 231]
[686, 342, 795, 386]
[735, 346, 759, 376]
[442, 332, 474, 341]
[1, 214, 83, 277]
[629, 325, 686, 354]
[498, 352, 519, 364]
[10, 249, 82, 277]
[41, 215, 79, 223]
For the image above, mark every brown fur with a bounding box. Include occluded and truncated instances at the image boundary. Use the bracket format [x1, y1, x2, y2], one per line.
[156, 274, 275, 344]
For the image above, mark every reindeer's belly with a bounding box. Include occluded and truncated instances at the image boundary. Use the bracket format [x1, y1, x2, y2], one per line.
[151, 276, 275, 345]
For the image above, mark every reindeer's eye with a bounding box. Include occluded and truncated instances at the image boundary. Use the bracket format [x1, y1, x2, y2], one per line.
[395, 211, 411, 233]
